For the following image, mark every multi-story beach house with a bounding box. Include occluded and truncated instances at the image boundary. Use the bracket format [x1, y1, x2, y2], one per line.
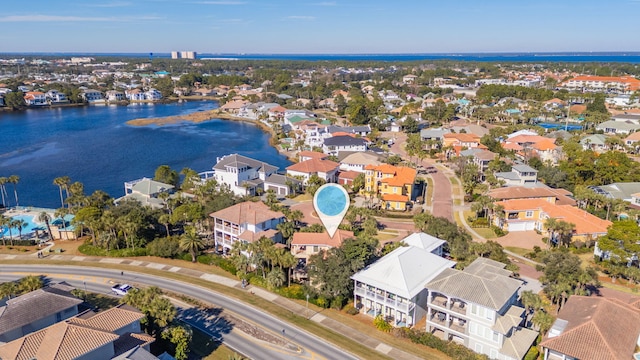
[322, 135, 368, 156]
[351, 232, 455, 328]
[81, 89, 105, 103]
[290, 229, 354, 263]
[23, 91, 47, 106]
[425, 257, 538, 360]
[145, 88, 163, 101]
[105, 90, 126, 102]
[126, 88, 146, 101]
[116, 177, 175, 209]
[364, 164, 417, 210]
[286, 158, 340, 184]
[45, 89, 68, 104]
[212, 154, 280, 196]
[209, 201, 285, 251]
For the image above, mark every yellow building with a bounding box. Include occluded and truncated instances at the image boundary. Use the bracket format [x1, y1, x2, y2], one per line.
[364, 164, 416, 210]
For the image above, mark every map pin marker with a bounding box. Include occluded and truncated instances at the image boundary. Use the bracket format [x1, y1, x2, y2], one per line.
[313, 183, 350, 238]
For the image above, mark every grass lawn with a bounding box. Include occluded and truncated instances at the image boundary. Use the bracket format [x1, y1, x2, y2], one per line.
[504, 246, 530, 258]
[425, 177, 434, 207]
[453, 211, 464, 228]
[202, 344, 242, 360]
[377, 230, 399, 242]
[472, 227, 498, 239]
[292, 193, 312, 202]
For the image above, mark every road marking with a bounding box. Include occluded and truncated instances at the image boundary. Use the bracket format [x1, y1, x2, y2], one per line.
[310, 313, 326, 322]
[375, 343, 392, 354]
[146, 263, 165, 270]
[100, 258, 123, 264]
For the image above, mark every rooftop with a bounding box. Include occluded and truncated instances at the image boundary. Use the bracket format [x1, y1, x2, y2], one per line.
[210, 201, 284, 225]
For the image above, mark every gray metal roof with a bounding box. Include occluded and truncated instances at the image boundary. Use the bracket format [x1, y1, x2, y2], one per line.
[512, 164, 538, 173]
[213, 154, 278, 173]
[593, 182, 640, 200]
[352, 246, 455, 299]
[426, 257, 522, 310]
[323, 136, 367, 147]
[131, 178, 174, 196]
[0, 283, 83, 337]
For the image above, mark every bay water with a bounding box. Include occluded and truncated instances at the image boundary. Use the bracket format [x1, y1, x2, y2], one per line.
[0, 101, 291, 208]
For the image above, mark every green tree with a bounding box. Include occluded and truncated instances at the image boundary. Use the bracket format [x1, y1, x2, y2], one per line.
[19, 275, 44, 293]
[154, 165, 179, 187]
[122, 286, 176, 336]
[179, 227, 205, 262]
[0, 281, 19, 299]
[4, 91, 26, 110]
[53, 176, 71, 208]
[596, 220, 640, 266]
[7, 175, 19, 207]
[162, 325, 192, 360]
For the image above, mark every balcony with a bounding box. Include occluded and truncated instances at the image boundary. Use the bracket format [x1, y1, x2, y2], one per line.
[214, 224, 240, 235]
[355, 287, 411, 313]
[429, 311, 468, 336]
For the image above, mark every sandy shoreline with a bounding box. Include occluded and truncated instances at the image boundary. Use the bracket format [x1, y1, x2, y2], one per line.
[126, 110, 298, 162]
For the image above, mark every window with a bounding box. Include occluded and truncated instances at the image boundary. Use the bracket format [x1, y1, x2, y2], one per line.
[525, 211, 533, 218]
[492, 331, 500, 342]
[474, 343, 483, 353]
[471, 304, 478, 316]
[490, 349, 499, 358]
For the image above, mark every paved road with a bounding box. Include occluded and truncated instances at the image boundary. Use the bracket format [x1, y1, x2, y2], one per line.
[0, 265, 358, 360]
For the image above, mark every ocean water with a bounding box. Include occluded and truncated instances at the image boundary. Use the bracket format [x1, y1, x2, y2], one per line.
[5, 52, 640, 63]
[0, 101, 291, 208]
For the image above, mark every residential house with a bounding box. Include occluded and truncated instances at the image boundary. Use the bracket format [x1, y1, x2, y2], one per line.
[339, 152, 384, 173]
[460, 148, 497, 179]
[116, 177, 175, 209]
[220, 100, 249, 114]
[487, 186, 576, 207]
[596, 120, 640, 135]
[297, 151, 328, 162]
[402, 74, 418, 84]
[426, 258, 537, 360]
[105, 90, 126, 102]
[624, 131, 640, 150]
[420, 128, 450, 150]
[291, 229, 354, 264]
[540, 296, 640, 360]
[338, 170, 360, 186]
[212, 154, 279, 196]
[502, 134, 558, 162]
[210, 201, 285, 251]
[443, 133, 482, 154]
[0, 304, 156, 360]
[326, 125, 372, 137]
[293, 120, 327, 149]
[495, 165, 538, 186]
[0, 283, 83, 343]
[364, 164, 417, 211]
[612, 113, 640, 124]
[45, 90, 68, 104]
[125, 88, 146, 101]
[589, 182, 640, 205]
[543, 98, 566, 111]
[531, 139, 561, 164]
[81, 89, 105, 103]
[264, 173, 302, 197]
[145, 88, 163, 101]
[352, 232, 455, 327]
[286, 158, 340, 184]
[23, 91, 47, 106]
[494, 198, 611, 240]
[580, 134, 609, 152]
[322, 135, 368, 156]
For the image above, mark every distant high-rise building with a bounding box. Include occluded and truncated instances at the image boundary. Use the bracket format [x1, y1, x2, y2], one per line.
[171, 51, 197, 60]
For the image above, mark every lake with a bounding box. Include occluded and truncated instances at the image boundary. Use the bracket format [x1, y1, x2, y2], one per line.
[0, 101, 291, 208]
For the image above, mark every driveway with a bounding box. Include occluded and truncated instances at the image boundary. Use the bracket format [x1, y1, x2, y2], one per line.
[495, 231, 546, 250]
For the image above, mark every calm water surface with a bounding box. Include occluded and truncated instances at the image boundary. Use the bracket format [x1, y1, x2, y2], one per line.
[0, 101, 291, 208]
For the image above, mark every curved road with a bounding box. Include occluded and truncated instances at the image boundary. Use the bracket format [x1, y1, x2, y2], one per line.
[0, 265, 358, 360]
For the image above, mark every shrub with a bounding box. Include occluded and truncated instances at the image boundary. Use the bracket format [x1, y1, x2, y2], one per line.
[314, 296, 329, 308]
[147, 236, 180, 258]
[78, 243, 148, 257]
[345, 305, 359, 315]
[373, 315, 392, 333]
[275, 285, 306, 300]
[524, 345, 539, 360]
[330, 296, 346, 310]
[491, 225, 506, 237]
[406, 329, 488, 360]
[209, 255, 237, 275]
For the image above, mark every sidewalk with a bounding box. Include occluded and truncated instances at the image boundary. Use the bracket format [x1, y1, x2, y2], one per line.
[0, 253, 424, 360]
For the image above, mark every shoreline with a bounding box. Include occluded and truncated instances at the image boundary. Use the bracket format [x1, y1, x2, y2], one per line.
[126, 110, 298, 163]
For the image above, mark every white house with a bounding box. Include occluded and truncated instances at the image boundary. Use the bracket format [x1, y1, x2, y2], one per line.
[145, 88, 163, 101]
[105, 90, 126, 102]
[339, 152, 384, 173]
[210, 201, 285, 251]
[23, 91, 47, 106]
[45, 90, 68, 104]
[322, 135, 367, 156]
[212, 154, 279, 196]
[125, 89, 146, 101]
[352, 233, 454, 328]
[115, 177, 175, 209]
[81, 89, 105, 103]
[426, 258, 538, 360]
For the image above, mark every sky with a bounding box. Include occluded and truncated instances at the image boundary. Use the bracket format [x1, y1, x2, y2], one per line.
[1, 0, 639, 54]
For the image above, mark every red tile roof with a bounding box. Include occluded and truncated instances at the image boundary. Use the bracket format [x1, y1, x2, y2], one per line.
[297, 151, 328, 161]
[287, 158, 339, 173]
[540, 296, 640, 360]
[210, 201, 284, 225]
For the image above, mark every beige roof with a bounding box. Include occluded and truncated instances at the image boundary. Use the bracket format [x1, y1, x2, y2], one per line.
[340, 152, 383, 167]
[210, 201, 284, 225]
[500, 326, 539, 360]
[426, 257, 521, 310]
[541, 296, 640, 360]
[0, 321, 119, 360]
[487, 186, 576, 206]
[492, 305, 525, 334]
[238, 228, 279, 243]
[67, 305, 144, 333]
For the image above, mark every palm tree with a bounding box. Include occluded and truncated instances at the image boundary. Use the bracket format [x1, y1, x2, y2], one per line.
[8, 175, 19, 207]
[266, 268, 286, 290]
[38, 212, 53, 241]
[280, 251, 297, 287]
[532, 310, 555, 336]
[19, 275, 44, 293]
[543, 217, 558, 249]
[15, 219, 28, 240]
[179, 227, 204, 263]
[0, 177, 8, 208]
[0, 281, 18, 299]
[53, 176, 71, 208]
[0, 215, 9, 246]
[158, 213, 171, 237]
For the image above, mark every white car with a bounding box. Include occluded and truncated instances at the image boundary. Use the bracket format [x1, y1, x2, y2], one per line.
[111, 284, 134, 296]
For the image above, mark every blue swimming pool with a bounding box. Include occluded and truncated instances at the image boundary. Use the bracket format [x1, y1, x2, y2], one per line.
[0, 214, 42, 238]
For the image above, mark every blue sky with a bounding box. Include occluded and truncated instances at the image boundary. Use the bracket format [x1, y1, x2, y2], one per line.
[1, 0, 639, 54]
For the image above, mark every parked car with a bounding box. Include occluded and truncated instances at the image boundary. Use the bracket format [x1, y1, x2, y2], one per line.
[111, 284, 134, 296]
